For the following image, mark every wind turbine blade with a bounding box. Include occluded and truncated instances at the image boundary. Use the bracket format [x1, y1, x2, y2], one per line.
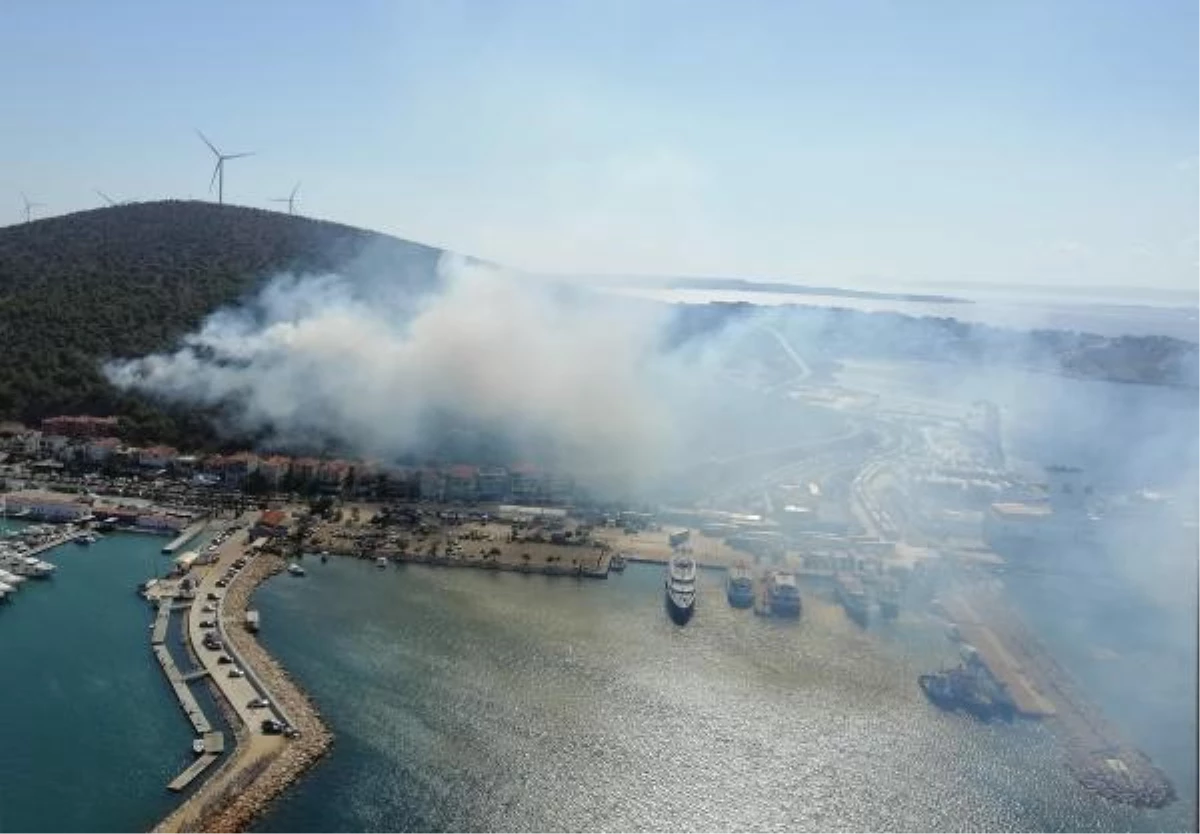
[196, 129, 220, 156]
[224, 152, 255, 160]
[20, 191, 30, 208]
[290, 181, 300, 199]
[209, 161, 221, 193]
[96, 189, 116, 206]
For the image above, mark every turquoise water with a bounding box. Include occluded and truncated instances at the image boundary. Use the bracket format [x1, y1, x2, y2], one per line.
[0, 523, 191, 833]
[251, 559, 1195, 832]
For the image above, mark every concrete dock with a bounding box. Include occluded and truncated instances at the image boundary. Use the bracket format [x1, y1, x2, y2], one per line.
[162, 523, 205, 555]
[167, 754, 219, 793]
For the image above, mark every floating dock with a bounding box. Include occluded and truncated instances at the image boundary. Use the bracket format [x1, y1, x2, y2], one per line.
[167, 752, 219, 793]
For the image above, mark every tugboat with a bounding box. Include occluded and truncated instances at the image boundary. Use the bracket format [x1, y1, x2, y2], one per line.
[766, 570, 802, 618]
[664, 553, 697, 624]
[918, 657, 1015, 722]
[834, 572, 869, 625]
[725, 561, 754, 608]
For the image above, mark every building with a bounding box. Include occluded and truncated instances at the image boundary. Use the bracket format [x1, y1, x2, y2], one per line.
[443, 465, 478, 502]
[418, 467, 445, 501]
[476, 467, 511, 501]
[255, 455, 291, 489]
[2, 490, 92, 522]
[138, 445, 178, 470]
[40, 415, 120, 439]
[85, 437, 121, 463]
[509, 464, 545, 502]
[251, 509, 290, 538]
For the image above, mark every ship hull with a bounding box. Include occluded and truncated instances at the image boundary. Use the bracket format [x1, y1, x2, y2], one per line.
[665, 590, 695, 625]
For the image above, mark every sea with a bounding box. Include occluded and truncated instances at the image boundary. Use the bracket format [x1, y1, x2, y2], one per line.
[248, 559, 1196, 833]
[0, 525, 193, 833]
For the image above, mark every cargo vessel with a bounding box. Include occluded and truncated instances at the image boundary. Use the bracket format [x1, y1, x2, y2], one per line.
[765, 570, 801, 618]
[834, 573, 869, 625]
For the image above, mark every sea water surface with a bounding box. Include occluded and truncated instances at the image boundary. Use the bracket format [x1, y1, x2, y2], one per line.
[252, 559, 1195, 832]
[0, 525, 191, 833]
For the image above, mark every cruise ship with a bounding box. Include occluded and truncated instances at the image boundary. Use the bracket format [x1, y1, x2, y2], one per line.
[664, 553, 697, 624]
[766, 570, 802, 618]
[725, 562, 754, 608]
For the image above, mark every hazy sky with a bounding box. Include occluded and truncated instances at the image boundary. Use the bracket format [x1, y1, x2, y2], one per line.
[2, 0, 1196, 290]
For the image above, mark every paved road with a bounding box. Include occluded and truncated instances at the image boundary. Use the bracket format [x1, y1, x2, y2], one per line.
[184, 515, 287, 746]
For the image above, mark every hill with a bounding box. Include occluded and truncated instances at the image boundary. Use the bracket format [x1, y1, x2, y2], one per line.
[0, 200, 444, 446]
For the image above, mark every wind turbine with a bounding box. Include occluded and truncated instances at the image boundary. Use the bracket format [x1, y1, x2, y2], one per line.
[95, 189, 126, 207]
[20, 192, 44, 223]
[271, 181, 300, 215]
[196, 129, 254, 205]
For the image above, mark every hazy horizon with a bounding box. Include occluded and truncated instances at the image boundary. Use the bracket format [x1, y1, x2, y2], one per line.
[2, 0, 1197, 291]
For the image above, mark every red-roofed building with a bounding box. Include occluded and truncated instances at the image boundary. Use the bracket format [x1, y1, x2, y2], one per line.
[85, 437, 122, 463]
[252, 509, 290, 538]
[138, 445, 178, 469]
[256, 455, 292, 489]
[40, 415, 120, 439]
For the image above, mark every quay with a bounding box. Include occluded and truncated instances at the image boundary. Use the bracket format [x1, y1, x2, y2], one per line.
[152, 642, 212, 735]
[940, 588, 1175, 807]
[167, 753, 219, 793]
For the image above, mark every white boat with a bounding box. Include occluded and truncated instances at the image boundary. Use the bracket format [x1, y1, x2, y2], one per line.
[76, 533, 98, 545]
[0, 568, 25, 587]
[192, 738, 206, 755]
[0, 581, 14, 595]
[375, 556, 388, 568]
[664, 553, 697, 625]
[287, 563, 306, 577]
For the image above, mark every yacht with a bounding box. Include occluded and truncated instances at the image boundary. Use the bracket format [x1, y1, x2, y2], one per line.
[664, 553, 697, 624]
[287, 563, 306, 577]
[0, 568, 25, 587]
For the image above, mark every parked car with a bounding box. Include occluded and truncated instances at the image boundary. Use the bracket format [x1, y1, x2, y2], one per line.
[247, 697, 270, 709]
[228, 667, 245, 678]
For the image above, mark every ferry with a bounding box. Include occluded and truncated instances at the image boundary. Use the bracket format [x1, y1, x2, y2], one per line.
[725, 562, 755, 608]
[287, 563, 306, 577]
[766, 570, 802, 618]
[664, 553, 697, 625]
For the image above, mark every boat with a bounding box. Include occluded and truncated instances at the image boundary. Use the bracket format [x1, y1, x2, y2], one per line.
[725, 562, 754, 608]
[918, 663, 1014, 722]
[375, 556, 388, 568]
[766, 570, 802, 618]
[287, 563, 306, 577]
[76, 533, 98, 546]
[609, 552, 627, 572]
[320, 551, 329, 563]
[192, 738, 206, 755]
[834, 573, 869, 625]
[664, 553, 697, 624]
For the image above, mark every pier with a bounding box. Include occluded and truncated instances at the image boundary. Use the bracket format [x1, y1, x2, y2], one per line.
[162, 523, 205, 555]
[152, 643, 212, 735]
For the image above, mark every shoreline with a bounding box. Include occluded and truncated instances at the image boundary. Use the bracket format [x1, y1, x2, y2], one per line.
[155, 550, 332, 833]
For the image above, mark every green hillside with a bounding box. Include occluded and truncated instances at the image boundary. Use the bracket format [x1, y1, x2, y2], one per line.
[0, 200, 443, 446]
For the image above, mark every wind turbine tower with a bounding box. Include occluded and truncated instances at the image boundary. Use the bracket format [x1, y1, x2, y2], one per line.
[196, 130, 254, 205]
[20, 192, 44, 223]
[271, 181, 301, 215]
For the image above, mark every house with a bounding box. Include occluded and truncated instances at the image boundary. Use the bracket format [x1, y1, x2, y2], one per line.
[289, 457, 322, 485]
[208, 452, 258, 487]
[2, 490, 91, 522]
[86, 437, 121, 463]
[39, 434, 70, 458]
[251, 509, 290, 538]
[138, 445, 178, 469]
[255, 455, 291, 489]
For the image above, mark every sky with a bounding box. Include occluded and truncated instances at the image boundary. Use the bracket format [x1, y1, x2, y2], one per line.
[1, 0, 1196, 292]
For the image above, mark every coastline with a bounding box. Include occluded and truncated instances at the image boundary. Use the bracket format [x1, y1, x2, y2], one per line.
[155, 550, 332, 833]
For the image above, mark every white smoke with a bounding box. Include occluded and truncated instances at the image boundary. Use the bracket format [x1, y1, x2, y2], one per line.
[104, 254, 692, 490]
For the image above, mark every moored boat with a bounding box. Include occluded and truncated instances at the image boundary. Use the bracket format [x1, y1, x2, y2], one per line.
[726, 561, 754, 608]
[664, 553, 697, 624]
[766, 570, 802, 618]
